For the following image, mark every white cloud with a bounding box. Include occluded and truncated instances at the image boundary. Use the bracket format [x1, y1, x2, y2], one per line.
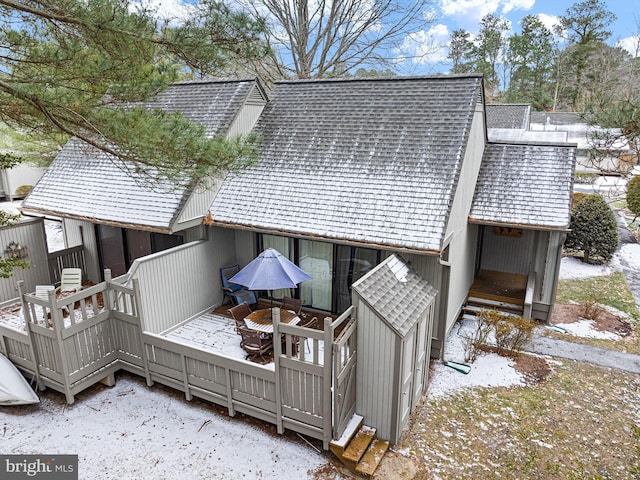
[536, 13, 561, 33]
[439, 0, 533, 32]
[618, 36, 640, 57]
[502, 0, 534, 15]
[397, 24, 451, 65]
[131, 0, 194, 22]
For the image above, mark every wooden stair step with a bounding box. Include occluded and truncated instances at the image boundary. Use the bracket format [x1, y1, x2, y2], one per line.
[329, 414, 363, 458]
[342, 425, 376, 463]
[355, 438, 390, 477]
[466, 297, 524, 310]
[464, 305, 522, 317]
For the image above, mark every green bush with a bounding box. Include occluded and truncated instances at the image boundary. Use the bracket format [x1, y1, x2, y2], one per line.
[565, 193, 619, 264]
[628, 175, 640, 218]
[14, 185, 33, 197]
[464, 310, 536, 361]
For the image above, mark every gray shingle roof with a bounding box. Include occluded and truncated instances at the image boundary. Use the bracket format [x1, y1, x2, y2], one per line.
[470, 143, 576, 229]
[485, 104, 531, 129]
[22, 79, 259, 230]
[352, 254, 438, 337]
[210, 75, 483, 252]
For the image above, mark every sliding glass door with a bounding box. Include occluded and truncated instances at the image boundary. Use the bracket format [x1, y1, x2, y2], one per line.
[299, 240, 333, 311]
[334, 245, 378, 313]
[259, 234, 379, 313]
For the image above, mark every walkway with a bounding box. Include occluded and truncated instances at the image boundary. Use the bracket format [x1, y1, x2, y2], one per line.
[528, 335, 640, 375]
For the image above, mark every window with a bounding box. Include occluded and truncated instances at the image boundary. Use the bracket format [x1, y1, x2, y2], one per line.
[96, 225, 184, 279]
[258, 234, 379, 313]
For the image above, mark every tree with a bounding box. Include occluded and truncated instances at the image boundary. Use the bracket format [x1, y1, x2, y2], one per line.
[565, 193, 619, 264]
[242, 0, 437, 79]
[628, 175, 640, 222]
[505, 15, 555, 109]
[0, 0, 268, 187]
[471, 14, 509, 99]
[0, 211, 30, 278]
[448, 29, 474, 74]
[556, 0, 617, 110]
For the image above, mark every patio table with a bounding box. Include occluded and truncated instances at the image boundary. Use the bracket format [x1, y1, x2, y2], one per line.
[244, 308, 300, 334]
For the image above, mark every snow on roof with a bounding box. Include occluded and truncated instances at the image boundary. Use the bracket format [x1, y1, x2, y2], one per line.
[485, 104, 531, 129]
[353, 254, 438, 337]
[488, 128, 568, 144]
[209, 75, 483, 252]
[470, 143, 576, 229]
[21, 79, 260, 230]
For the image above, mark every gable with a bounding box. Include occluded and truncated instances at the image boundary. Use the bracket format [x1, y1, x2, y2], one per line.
[209, 75, 484, 253]
[22, 79, 263, 231]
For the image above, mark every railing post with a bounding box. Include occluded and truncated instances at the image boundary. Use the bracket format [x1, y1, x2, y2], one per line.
[323, 316, 333, 450]
[103, 269, 113, 311]
[17, 280, 43, 391]
[132, 278, 152, 386]
[49, 288, 74, 404]
[273, 307, 284, 434]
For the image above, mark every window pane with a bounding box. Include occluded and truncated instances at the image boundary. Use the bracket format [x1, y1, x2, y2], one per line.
[96, 225, 127, 278]
[299, 240, 333, 311]
[126, 230, 152, 262]
[262, 235, 293, 300]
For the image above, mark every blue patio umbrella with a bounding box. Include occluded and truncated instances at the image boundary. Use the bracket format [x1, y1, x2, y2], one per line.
[230, 248, 311, 314]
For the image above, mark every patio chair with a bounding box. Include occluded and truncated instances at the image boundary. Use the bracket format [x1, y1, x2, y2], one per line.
[19, 285, 56, 327]
[228, 302, 251, 334]
[281, 297, 303, 315]
[238, 326, 273, 363]
[221, 265, 257, 307]
[57, 268, 82, 293]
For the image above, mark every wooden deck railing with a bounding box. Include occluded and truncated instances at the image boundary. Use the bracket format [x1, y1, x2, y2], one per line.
[47, 245, 86, 286]
[0, 272, 357, 450]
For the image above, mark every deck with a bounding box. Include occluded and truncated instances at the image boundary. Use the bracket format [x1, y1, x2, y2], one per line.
[162, 312, 248, 362]
[468, 269, 527, 306]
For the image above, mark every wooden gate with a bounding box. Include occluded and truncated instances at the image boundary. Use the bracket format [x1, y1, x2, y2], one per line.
[332, 309, 357, 441]
[272, 307, 356, 449]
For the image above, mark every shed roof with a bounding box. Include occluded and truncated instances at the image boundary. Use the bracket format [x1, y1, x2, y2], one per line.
[485, 104, 531, 129]
[352, 254, 438, 337]
[21, 79, 262, 231]
[469, 142, 576, 229]
[209, 75, 483, 252]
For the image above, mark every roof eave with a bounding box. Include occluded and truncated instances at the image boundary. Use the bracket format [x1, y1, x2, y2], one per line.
[204, 217, 442, 256]
[468, 217, 570, 233]
[19, 206, 174, 234]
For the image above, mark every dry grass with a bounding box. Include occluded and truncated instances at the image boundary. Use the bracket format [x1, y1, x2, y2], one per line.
[400, 361, 640, 479]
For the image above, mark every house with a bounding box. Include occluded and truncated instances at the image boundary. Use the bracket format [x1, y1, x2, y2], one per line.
[21, 75, 576, 359]
[14, 75, 575, 450]
[21, 79, 268, 281]
[529, 111, 635, 174]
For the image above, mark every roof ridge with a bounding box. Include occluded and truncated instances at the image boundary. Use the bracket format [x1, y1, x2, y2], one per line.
[274, 73, 484, 85]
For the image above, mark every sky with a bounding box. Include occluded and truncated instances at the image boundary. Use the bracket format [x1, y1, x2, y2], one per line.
[135, 0, 639, 75]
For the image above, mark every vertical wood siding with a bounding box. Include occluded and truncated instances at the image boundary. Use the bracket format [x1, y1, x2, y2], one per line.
[0, 218, 50, 303]
[355, 297, 396, 441]
[126, 228, 237, 334]
[480, 226, 535, 274]
[63, 219, 100, 282]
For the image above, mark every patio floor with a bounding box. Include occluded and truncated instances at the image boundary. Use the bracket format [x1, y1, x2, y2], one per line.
[162, 312, 249, 362]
